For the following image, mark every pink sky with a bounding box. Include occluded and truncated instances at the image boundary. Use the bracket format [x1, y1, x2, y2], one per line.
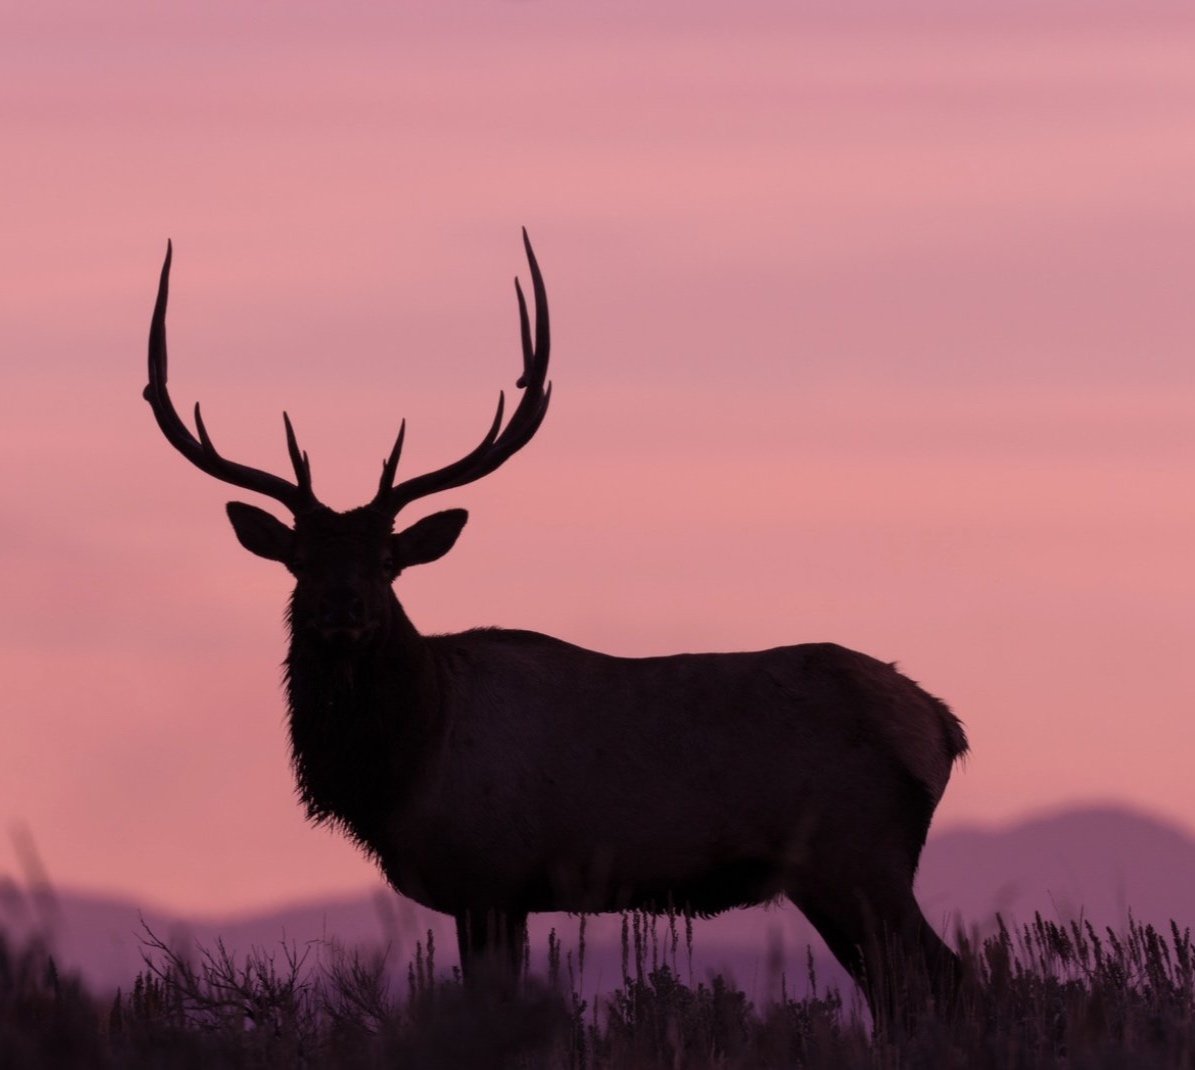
[4, 2, 1195, 916]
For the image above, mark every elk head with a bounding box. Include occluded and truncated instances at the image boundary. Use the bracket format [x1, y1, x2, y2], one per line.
[144, 233, 551, 645]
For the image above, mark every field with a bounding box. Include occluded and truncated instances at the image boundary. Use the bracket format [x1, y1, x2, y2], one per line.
[4, 911, 1195, 1069]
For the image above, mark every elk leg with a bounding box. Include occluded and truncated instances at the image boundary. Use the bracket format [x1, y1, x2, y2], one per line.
[790, 896, 868, 989]
[872, 893, 961, 1026]
[788, 880, 958, 1026]
[505, 911, 529, 975]
[454, 908, 528, 984]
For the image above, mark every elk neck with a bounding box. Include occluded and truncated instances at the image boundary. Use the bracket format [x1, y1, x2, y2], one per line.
[282, 587, 442, 853]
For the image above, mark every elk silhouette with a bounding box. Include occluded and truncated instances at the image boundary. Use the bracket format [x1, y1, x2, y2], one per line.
[144, 233, 967, 1018]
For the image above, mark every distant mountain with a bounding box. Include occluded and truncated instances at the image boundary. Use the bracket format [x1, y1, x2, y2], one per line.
[919, 805, 1195, 936]
[5, 805, 1193, 998]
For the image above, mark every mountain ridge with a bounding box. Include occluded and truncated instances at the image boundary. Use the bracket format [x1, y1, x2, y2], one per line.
[5, 804, 1193, 995]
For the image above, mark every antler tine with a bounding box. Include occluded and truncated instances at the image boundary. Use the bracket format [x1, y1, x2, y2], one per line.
[519, 226, 549, 387]
[143, 241, 321, 515]
[377, 419, 406, 497]
[283, 412, 314, 495]
[372, 231, 552, 517]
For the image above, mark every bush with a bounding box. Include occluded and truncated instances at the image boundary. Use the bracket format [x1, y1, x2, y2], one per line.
[2, 911, 1195, 1068]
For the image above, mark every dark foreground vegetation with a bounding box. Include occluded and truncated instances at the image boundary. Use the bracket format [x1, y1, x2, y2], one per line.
[3, 911, 1195, 1069]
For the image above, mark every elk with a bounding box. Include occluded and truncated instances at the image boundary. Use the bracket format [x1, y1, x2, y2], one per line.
[144, 232, 968, 1018]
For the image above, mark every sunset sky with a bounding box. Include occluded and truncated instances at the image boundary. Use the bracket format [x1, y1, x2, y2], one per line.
[4, 1, 1195, 917]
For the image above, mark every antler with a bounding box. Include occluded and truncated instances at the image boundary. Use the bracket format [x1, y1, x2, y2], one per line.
[370, 228, 552, 518]
[143, 241, 322, 515]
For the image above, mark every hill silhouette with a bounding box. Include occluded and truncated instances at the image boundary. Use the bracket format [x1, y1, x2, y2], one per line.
[4, 804, 1192, 996]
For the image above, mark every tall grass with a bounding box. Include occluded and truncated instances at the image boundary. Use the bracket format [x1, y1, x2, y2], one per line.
[2, 911, 1194, 1068]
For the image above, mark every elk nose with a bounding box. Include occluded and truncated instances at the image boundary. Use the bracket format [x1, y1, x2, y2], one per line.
[318, 590, 365, 634]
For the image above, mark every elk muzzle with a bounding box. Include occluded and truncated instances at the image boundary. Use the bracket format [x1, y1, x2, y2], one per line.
[314, 588, 371, 643]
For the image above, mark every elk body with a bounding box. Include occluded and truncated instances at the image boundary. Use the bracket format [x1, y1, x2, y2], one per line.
[144, 234, 968, 1018]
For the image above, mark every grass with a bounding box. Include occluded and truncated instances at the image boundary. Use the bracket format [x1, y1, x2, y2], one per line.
[2, 911, 1195, 1068]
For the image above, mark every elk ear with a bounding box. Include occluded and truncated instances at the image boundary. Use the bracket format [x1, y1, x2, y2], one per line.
[226, 502, 294, 563]
[390, 509, 468, 571]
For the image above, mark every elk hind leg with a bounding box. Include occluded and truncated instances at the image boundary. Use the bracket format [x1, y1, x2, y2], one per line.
[788, 878, 958, 1027]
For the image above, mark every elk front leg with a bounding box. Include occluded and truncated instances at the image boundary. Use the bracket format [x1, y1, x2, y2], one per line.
[455, 908, 528, 985]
